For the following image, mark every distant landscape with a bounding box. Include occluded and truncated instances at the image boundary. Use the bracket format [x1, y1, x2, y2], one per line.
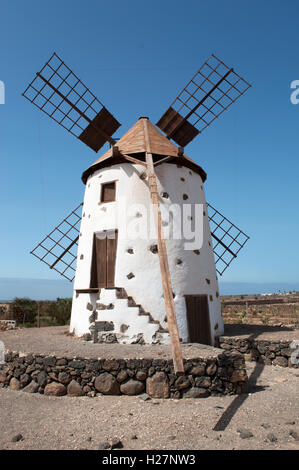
[0, 297, 72, 328]
[221, 292, 299, 327]
[0, 277, 298, 302]
[1, 278, 298, 330]
[1, 292, 298, 329]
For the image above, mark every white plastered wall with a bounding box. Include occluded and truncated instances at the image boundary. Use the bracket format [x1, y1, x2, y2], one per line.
[70, 162, 223, 344]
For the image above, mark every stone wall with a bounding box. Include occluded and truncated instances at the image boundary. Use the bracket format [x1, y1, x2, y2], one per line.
[222, 302, 299, 327]
[0, 350, 247, 398]
[217, 337, 299, 368]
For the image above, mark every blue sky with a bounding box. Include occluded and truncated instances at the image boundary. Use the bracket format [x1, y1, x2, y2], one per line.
[0, 0, 299, 299]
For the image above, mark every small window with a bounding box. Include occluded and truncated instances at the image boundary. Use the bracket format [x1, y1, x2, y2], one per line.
[100, 181, 116, 203]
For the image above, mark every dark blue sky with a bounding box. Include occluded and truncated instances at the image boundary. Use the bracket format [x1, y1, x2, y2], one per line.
[0, 0, 298, 298]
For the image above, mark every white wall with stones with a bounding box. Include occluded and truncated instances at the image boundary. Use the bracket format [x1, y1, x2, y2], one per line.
[70, 162, 223, 344]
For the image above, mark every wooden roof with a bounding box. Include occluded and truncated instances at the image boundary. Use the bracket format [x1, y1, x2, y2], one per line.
[82, 117, 206, 183]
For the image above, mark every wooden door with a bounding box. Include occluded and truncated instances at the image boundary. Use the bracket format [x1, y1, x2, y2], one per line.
[106, 233, 117, 287]
[185, 295, 211, 345]
[91, 230, 118, 288]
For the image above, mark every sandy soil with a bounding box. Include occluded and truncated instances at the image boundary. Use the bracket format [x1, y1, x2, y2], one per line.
[222, 324, 299, 341]
[0, 326, 225, 360]
[1, 325, 298, 360]
[0, 361, 298, 450]
[1, 325, 298, 450]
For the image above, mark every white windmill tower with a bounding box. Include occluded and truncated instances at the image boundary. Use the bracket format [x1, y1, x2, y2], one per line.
[23, 53, 250, 374]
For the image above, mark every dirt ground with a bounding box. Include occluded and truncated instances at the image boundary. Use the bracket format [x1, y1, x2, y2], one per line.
[221, 323, 299, 341]
[0, 325, 229, 360]
[1, 324, 298, 360]
[0, 361, 298, 450]
[0, 325, 298, 450]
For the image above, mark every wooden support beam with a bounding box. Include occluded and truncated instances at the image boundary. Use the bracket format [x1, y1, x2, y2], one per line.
[112, 145, 119, 157]
[153, 155, 175, 167]
[112, 146, 147, 167]
[122, 153, 147, 167]
[142, 118, 184, 375]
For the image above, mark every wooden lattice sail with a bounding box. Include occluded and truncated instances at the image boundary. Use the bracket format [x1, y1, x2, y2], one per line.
[157, 53, 251, 146]
[30, 203, 83, 282]
[23, 53, 121, 152]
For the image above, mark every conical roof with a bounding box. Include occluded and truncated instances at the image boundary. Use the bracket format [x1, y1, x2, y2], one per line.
[82, 117, 206, 183]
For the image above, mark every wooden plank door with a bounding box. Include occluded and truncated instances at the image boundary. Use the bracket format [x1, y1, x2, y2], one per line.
[106, 233, 117, 287]
[96, 235, 107, 288]
[95, 231, 118, 288]
[185, 295, 211, 345]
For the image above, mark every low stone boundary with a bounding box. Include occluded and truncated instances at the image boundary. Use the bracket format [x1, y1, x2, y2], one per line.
[0, 350, 248, 398]
[217, 336, 299, 368]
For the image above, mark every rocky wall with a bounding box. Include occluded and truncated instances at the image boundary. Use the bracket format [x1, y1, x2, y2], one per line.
[217, 337, 299, 368]
[0, 350, 247, 398]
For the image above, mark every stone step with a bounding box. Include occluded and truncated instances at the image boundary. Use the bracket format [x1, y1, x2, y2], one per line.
[93, 287, 168, 344]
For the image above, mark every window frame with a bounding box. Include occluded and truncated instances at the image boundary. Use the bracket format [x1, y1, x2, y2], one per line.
[99, 180, 117, 204]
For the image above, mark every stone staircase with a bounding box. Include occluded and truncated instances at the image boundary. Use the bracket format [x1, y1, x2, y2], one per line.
[90, 288, 170, 345]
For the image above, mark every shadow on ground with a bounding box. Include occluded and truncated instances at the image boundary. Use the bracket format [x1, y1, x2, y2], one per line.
[223, 323, 295, 337]
[212, 324, 293, 432]
[213, 361, 267, 431]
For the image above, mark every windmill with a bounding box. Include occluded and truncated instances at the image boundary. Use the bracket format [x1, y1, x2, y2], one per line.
[23, 53, 250, 374]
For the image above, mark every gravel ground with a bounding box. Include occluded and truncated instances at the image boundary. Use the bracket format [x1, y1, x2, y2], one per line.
[1, 325, 298, 360]
[221, 324, 299, 341]
[0, 361, 298, 450]
[0, 326, 225, 360]
[1, 325, 298, 450]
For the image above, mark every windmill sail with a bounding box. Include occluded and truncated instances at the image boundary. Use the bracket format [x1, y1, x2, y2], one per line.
[23, 53, 121, 152]
[157, 54, 251, 147]
[207, 203, 249, 275]
[30, 203, 83, 282]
